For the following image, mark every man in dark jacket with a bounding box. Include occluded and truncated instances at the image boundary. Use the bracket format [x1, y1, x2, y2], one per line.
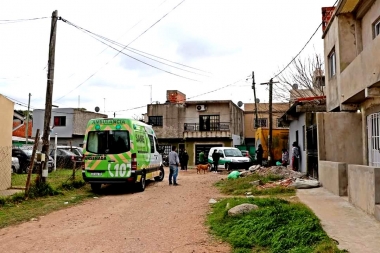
[212, 149, 220, 172]
[182, 150, 189, 171]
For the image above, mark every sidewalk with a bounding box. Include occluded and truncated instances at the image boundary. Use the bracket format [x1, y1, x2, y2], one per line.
[297, 188, 380, 253]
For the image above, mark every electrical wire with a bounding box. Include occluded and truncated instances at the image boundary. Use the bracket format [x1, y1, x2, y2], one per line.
[61, 20, 210, 77]
[0, 17, 49, 24]
[54, 0, 187, 103]
[271, 0, 339, 80]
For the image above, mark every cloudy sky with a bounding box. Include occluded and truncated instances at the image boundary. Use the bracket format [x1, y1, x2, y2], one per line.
[1, 0, 335, 118]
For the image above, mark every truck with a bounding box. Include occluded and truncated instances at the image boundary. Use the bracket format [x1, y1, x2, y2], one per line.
[255, 127, 289, 162]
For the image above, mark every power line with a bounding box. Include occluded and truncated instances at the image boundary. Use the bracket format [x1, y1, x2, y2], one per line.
[0, 17, 49, 24]
[271, 0, 339, 80]
[54, 0, 187, 103]
[62, 20, 210, 77]
[107, 77, 244, 113]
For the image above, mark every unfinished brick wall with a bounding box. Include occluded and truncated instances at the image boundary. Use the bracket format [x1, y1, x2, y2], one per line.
[166, 90, 186, 104]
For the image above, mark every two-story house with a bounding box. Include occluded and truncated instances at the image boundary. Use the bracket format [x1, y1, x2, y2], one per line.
[32, 108, 107, 147]
[318, 0, 380, 219]
[146, 90, 244, 166]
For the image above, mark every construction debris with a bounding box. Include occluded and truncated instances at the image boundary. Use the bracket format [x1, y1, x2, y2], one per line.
[257, 178, 294, 189]
[249, 165, 306, 179]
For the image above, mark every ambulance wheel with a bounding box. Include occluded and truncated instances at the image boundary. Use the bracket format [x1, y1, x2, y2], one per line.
[136, 174, 146, 192]
[155, 166, 165, 182]
[91, 183, 101, 192]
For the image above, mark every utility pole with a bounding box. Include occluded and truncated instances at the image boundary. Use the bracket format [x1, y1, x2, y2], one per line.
[41, 10, 58, 183]
[261, 78, 279, 165]
[251, 72, 259, 128]
[25, 93, 31, 144]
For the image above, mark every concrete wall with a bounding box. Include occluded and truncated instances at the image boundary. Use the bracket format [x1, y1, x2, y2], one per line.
[72, 110, 107, 135]
[229, 102, 244, 137]
[33, 108, 74, 138]
[361, 0, 380, 49]
[288, 113, 307, 173]
[0, 95, 14, 190]
[317, 112, 363, 164]
[324, 17, 341, 111]
[347, 164, 380, 215]
[319, 161, 348, 196]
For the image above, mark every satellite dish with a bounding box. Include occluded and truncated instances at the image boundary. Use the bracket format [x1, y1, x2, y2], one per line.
[255, 98, 260, 103]
[95, 106, 100, 112]
[237, 101, 243, 107]
[292, 83, 299, 90]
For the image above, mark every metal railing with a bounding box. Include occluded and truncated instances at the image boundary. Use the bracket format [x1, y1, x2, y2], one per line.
[184, 122, 230, 132]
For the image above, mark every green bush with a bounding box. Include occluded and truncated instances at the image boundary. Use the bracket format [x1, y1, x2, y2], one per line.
[208, 198, 344, 253]
[60, 180, 86, 190]
[28, 182, 62, 199]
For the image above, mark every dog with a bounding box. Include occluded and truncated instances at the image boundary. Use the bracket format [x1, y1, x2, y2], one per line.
[196, 163, 211, 174]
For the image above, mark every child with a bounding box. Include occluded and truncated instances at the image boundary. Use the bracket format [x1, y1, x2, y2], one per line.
[281, 148, 289, 166]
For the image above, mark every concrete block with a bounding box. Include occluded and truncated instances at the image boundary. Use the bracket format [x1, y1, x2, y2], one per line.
[319, 161, 348, 196]
[374, 205, 380, 222]
[347, 165, 380, 215]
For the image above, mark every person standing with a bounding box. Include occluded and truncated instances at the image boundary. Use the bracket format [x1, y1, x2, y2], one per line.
[281, 148, 289, 166]
[169, 146, 180, 186]
[255, 144, 263, 166]
[291, 142, 300, 171]
[199, 150, 205, 164]
[212, 149, 220, 172]
[182, 150, 189, 171]
[179, 149, 184, 170]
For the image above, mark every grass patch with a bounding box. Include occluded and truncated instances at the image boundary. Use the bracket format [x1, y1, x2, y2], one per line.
[215, 174, 295, 196]
[1, 172, 93, 228]
[208, 198, 346, 253]
[0, 187, 95, 228]
[11, 169, 76, 189]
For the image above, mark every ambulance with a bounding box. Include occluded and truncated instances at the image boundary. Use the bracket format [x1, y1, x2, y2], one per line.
[82, 118, 164, 192]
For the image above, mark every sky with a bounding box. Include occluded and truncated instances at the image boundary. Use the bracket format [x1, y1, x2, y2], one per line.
[0, 0, 335, 118]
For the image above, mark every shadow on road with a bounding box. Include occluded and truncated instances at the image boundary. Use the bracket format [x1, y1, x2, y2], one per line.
[93, 180, 157, 196]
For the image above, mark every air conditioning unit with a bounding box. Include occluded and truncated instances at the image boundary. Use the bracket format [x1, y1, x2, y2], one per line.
[196, 105, 207, 111]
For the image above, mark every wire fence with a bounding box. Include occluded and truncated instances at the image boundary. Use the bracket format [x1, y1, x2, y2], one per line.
[0, 140, 84, 194]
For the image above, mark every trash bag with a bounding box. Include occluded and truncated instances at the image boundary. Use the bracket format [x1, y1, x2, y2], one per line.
[227, 171, 240, 180]
[276, 161, 282, 166]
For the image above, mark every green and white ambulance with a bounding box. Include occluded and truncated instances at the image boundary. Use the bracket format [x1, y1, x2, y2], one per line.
[82, 118, 164, 192]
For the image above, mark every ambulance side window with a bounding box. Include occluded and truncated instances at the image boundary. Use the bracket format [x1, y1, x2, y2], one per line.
[154, 136, 159, 153]
[148, 135, 155, 153]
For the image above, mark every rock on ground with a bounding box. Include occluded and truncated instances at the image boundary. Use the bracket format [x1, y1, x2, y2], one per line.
[228, 203, 259, 216]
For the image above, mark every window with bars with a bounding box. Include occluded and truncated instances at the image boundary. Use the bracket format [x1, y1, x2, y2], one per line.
[328, 48, 336, 78]
[148, 116, 163, 126]
[54, 116, 66, 126]
[254, 118, 268, 127]
[199, 115, 220, 131]
[159, 145, 171, 155]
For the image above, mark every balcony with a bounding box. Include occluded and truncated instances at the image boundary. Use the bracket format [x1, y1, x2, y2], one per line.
[340, 36, 380, 104]
[183, 122, 231, 139]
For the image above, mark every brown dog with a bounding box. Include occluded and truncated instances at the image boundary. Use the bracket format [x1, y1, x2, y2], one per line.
[197, 163, 211, 174]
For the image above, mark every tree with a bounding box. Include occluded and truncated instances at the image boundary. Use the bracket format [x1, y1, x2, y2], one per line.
[273, 54, 325, 103]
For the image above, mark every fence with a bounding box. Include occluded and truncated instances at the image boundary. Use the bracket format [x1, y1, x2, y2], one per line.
[0, 142, 83, 194]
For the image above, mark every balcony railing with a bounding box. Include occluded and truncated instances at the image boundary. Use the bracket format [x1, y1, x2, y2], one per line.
[184, 122, 229, 132]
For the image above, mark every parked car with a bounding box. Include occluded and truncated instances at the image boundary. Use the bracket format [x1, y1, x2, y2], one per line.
[207, 147, 251, 170]
[11, 148, 54, 173]
[56, 146, 83, 157]
[11, 157, 20, 174]
[241, 150, 255, 163]
[50, 149, 82, 168]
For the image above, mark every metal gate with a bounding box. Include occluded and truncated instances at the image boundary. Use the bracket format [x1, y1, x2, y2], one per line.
[195, 144, 222, 165]
[306, 125, 318, 179]
[368, 113, 380, 167]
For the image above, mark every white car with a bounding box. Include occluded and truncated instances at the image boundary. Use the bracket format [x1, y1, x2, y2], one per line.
[11, 157, 20, 174]
[207, 147, 251, 170]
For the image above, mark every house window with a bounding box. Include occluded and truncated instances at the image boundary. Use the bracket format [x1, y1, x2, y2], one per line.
[159, 145, 171, 155]
[328, 48, 336, 78]
[374, 18, 380, 38]
[276, 118, 284, 128]
[54, 116, 66, 127]
[148, 116, 163, 126]
[199, 115, 220, 131]
[254, 118, 268, 127]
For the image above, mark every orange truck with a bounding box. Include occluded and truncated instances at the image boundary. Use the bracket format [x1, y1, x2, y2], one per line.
[255, 127, 289, 162]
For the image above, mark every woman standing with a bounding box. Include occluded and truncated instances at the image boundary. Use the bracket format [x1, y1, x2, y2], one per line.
[256, 144, 263, 166]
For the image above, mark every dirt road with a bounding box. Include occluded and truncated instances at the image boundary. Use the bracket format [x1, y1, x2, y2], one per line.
[0, 168, 230, 253]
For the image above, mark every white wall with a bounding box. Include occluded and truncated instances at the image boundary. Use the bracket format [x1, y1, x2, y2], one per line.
[288, 113, 307, 173]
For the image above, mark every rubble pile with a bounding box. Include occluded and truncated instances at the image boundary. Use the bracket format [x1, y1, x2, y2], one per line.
[257, 178, 293, 189]
[249, 165, 306, 179]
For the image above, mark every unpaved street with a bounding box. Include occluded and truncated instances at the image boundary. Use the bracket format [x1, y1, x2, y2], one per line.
[0, 168, 230, 253]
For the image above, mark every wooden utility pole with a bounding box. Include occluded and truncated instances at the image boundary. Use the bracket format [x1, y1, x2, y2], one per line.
[41, 10, 58, 182]
[251, 71, 259, 128]
[25, 93, 31, 144]
[25, 129, 40, 197]
[261, 78, 279, 165]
